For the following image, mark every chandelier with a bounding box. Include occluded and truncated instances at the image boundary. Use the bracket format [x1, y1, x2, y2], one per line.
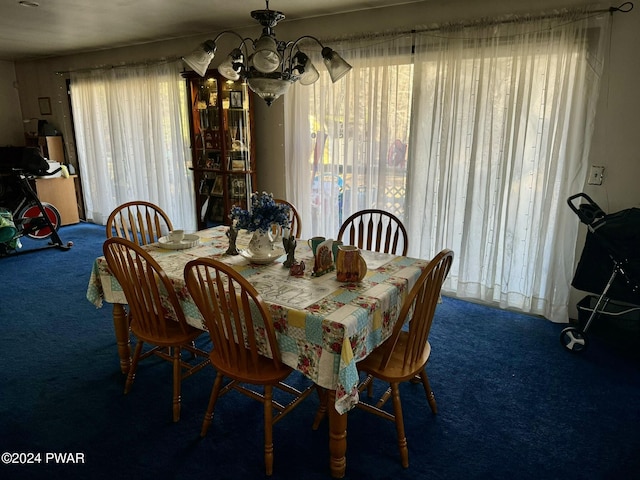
[182, 0, 352, 106]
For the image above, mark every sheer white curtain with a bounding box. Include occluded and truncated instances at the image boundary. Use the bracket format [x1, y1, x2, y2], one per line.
[70, 61, 195, 231]
[285, 8, 611, 322]
[284, 34, 414, 240]
[406, 10, 610, 322]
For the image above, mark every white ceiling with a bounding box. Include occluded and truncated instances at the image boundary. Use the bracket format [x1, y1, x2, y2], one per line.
[0, 0, 429, 61]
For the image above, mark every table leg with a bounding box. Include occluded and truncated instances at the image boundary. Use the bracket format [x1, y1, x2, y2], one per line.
[112, 303, 131, 374]
[327, 389, 347, 478]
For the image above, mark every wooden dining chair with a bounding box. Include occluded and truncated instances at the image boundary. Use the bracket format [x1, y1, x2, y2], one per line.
[355, 249, 453, 467]
[103, 237, 209, 422]
[106, 200, 173, 245]
[184, 257, 315, 476]
[337, 209, 408, 255]
[274, 198, 302, 238]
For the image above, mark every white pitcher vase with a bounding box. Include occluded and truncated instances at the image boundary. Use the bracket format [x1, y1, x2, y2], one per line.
[248, 228, 279, 256]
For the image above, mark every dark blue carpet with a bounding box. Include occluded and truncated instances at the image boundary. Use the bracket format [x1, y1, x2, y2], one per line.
[1, 222, 639, 479]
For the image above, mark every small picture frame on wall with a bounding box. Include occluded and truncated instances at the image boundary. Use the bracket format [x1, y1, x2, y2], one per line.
[231, 178, 246, 197]
[229, 90, 243, 109]
[212, 175, 224, 195]
[38, 97, 52, 115]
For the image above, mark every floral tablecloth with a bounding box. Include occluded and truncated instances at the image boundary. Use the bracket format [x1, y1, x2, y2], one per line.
[87, 226, 429, 414]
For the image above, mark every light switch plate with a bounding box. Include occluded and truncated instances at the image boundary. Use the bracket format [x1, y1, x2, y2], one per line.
[588, 165, 604, 185]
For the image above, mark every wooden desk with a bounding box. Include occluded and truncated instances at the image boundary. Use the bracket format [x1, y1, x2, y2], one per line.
[87, 226, 429, 478]
[35, 175, 79, 225]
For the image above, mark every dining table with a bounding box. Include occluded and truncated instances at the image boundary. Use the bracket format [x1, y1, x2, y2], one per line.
[86, 225, 430, 478]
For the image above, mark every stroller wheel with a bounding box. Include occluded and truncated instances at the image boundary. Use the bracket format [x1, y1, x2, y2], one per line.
[560, 326, 588, 353]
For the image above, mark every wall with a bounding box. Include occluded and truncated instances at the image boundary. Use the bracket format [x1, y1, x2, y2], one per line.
[0, 60, 24, 146]
[10, 0, 640, 318]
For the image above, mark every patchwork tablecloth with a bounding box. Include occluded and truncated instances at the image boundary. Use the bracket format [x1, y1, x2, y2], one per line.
[87, 226, 428, 414]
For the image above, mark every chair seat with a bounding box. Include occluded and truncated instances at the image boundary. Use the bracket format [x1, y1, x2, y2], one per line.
[358, 333, 431, 382]
[210, 349, 294, 385]
[130, 317, 203, 348]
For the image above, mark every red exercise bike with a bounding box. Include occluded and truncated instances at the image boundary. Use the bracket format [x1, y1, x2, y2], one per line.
[0, 146, 72, 256]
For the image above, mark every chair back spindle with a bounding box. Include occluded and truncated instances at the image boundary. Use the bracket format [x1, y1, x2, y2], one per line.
[273, 198, 302, 239]
[106, 201, 173, 245]
[338, 209, 408, 255]
[103, 237, 189, 341]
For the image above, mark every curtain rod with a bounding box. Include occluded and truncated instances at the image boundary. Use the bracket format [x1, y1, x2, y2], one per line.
[318, 2, 633, 44]
[415, 1, 634, 32]
[57, 2, 633, 76]
[56, 57, 181, 76]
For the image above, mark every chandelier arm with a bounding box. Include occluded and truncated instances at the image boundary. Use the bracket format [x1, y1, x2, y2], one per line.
[288, 35, 325, 52]
[212, 30, 252, 55]
[284, 35, 326, 70]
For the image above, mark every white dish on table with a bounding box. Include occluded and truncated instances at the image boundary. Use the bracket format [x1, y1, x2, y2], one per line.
[158, 234, 200, 250]
[239, 247, 286, 264]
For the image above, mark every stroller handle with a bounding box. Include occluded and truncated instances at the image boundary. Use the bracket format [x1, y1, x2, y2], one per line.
[567, 193, 606, 227]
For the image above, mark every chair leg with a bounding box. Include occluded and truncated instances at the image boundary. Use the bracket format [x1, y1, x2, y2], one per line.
[124, 340, 144, 394]
[356, 374, 375, 399]
[172, 347, 182, 422]
[201, 373, 224, 437]
[185, 340, 196, 361]
[419, 369, 437, 414]
[390, 382, 409, 468]
[367, 375, 375, 397]
[376, 387, 392, 409]
[312, 386, 328, 430]
[264, 385, 274, 476]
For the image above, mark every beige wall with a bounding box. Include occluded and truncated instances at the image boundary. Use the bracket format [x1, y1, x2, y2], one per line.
[9, 0, 640, 318]
[0, 60, 25, 145]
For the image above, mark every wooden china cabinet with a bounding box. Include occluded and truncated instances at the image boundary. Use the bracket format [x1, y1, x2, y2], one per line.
[184, 70, 256, 230]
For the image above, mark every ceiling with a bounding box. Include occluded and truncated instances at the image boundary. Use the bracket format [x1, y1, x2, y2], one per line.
[0, 0, 429, 62]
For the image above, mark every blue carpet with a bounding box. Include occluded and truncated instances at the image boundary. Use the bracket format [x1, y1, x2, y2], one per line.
[1, 222, 639, 479]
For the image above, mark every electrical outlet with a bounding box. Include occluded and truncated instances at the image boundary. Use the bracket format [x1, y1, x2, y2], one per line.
[588, 165, 604, 185]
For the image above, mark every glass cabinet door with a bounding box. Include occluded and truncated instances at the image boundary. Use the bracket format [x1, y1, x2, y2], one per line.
[185, 71, 255, 229]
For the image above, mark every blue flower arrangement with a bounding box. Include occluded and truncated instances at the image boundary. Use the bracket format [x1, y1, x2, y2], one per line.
[230, 192, 290, 233]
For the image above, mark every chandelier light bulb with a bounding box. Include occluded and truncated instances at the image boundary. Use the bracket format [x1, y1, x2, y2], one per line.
[252, 36, 281, 73]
